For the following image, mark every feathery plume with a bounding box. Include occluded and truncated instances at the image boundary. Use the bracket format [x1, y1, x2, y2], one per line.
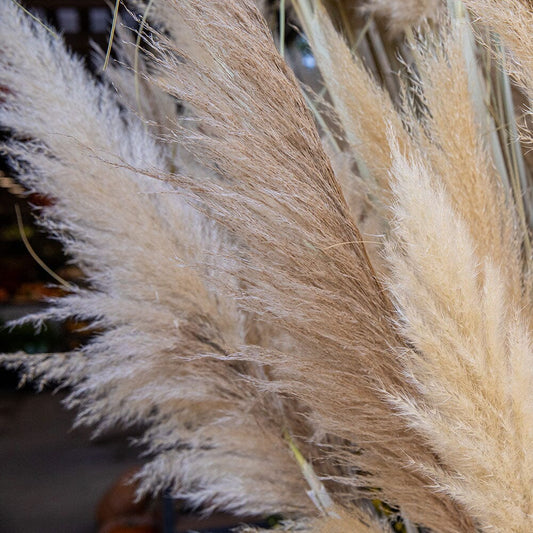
[142, 1, 476, 530]
[386, 142, 533, 531]
[406, 27, 525, 303]
[294, 0, 409, 199]
[2, 0, 533, 530]
[461, 0, 533, 98]
[0, 0, 312, 516]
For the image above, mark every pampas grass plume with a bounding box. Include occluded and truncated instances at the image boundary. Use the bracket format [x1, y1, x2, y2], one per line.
[1, 0, 533, 531]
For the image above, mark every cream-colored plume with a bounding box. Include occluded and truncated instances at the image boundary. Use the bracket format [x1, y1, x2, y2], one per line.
[294, 0, 409, 199]
[141, 1, 477, 530]
[0, 0, 312, 517]
[386, 143, 533, 531]
[461, 0, 533, 99]
[2, 0, 533, 531]
[407, 28, 524, 304]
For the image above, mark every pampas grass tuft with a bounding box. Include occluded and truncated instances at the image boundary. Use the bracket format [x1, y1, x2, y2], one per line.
[1, 0, 533, 531]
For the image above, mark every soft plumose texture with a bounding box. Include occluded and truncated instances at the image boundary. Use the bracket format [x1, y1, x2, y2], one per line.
[386, 145, 533, 531]
[2, 0, 533, 531]
[143, 1, 475, 530]
[0, 0, 312, 517]
[461, 0, 533, 99]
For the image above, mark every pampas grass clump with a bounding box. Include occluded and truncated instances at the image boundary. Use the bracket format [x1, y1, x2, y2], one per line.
[1, 0, 533, 531]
